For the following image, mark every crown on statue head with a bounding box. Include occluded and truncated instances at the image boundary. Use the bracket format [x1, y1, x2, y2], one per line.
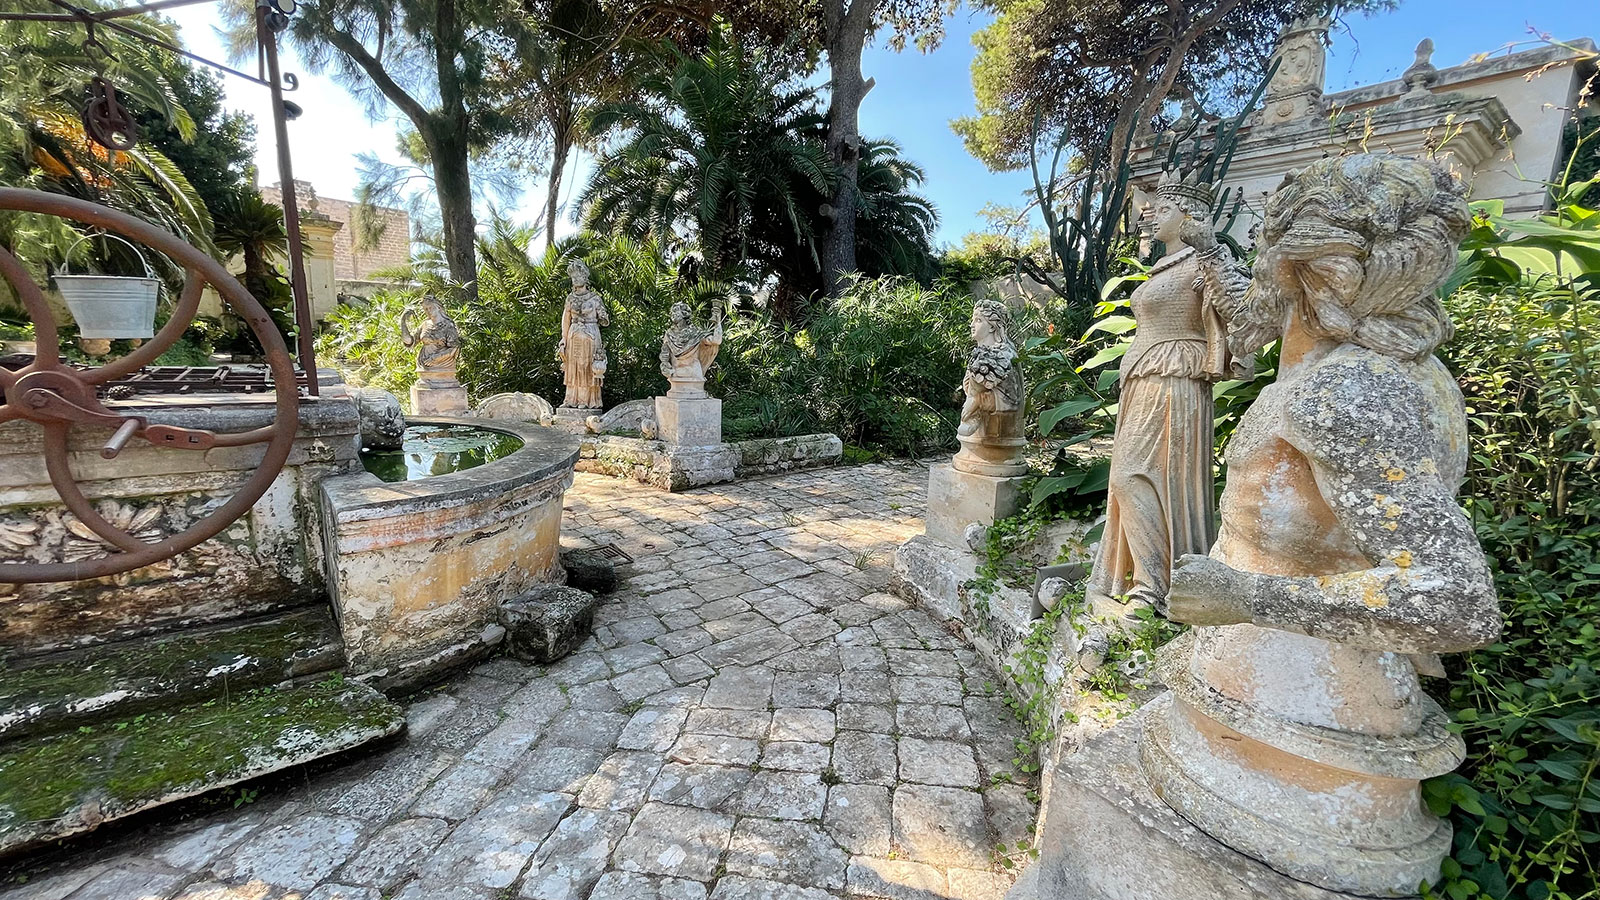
[1156, 168, 1215, 209]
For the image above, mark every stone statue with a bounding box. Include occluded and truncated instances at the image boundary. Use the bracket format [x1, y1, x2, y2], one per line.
[953, 299, 1026, 476]
[1087, 169, 1250, 609]
[400, 294, 469, 414]
[558, 260, 609, 410]
[399, 295, 460, 376]
[1147, 155, 1498, 895]
[659, 301, 723, 399]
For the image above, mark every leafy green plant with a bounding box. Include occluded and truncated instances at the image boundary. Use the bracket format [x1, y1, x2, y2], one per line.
[1422, 167, 1600, 900]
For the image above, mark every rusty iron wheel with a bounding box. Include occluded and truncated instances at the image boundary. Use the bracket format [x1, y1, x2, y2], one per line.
[0, 188, 300, 583]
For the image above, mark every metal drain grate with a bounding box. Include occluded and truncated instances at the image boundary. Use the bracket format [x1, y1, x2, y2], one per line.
[591, 542, 634, 565]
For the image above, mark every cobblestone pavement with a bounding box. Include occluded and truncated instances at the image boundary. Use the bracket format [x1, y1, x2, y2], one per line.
[4, 463, 1037, 900]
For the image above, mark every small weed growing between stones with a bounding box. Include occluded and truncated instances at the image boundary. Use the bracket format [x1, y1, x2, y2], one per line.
[852, 548, 883, 569]
[820, 766, 842, 786]
[619, 699, 645, 715]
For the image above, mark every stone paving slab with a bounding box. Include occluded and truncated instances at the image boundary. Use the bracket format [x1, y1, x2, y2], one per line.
[0, 463, 1034, 900]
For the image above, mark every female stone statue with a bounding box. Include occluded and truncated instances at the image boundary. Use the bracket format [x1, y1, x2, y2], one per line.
[954, 299, 1026, 476]
[558, 260, 609, 409]
[400, 295, 460, 376]
[659, 301, 723, 399]
[1086, 170, 1250, 608]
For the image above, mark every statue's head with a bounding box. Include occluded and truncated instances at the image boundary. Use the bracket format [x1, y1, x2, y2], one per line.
[420, 294, 446, 320]
[567, 259, 591, 287]
[669, 301, 691, 325]
[1244, 154, 1470, 359]
[971, 299, 1013, 346]
[1152, 169, 1215, 246]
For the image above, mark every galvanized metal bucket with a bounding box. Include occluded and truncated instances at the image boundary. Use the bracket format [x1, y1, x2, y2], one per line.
[54, 233, 161, 339]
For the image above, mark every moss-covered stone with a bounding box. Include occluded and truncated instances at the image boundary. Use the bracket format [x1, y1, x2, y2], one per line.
[0, 677, 403, 856]
[0, 607, 342, 742]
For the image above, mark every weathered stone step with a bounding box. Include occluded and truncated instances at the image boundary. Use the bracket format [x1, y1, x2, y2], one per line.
[0, 607, 343, 743]
[0, 677, 404, 857]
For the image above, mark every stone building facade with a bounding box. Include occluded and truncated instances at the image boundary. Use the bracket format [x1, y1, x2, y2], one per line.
[260, 180, 411, 287]
[1131, 26, 1597, 244]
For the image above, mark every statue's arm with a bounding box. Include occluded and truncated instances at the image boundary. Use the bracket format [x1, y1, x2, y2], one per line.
[1240, 361, 1499, 653]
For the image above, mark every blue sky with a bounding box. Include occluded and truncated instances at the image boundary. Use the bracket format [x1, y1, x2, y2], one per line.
[166, 1, 1593, 248]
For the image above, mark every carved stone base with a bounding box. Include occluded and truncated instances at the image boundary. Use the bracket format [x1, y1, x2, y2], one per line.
[655, 396, 721, 446]
[1009, 695, 1390, 900]
[952, 433, 1027, 477]
[549, 405, 601, 434]
[410, 379, 468, 415]
[925, 462, 1024, 547]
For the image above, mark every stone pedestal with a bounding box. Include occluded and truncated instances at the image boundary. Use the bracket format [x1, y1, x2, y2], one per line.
[925, 462, 1024, 547]
[655, 396, 721, 447]
[550, 405, 600, 435]
[410, 377, 468, 415]
[1007, 696, 1372, 900]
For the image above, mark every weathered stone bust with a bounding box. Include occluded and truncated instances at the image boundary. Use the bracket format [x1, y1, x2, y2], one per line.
[954, 299, 1026, 476]
[400, 295, 460, 378]
[1148, 154, 1497, 895]
[558, 259, 609, 410]
[659, 301, 723, 399]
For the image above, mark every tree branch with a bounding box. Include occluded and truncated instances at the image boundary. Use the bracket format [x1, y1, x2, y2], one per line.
[321, 27, 433, 130]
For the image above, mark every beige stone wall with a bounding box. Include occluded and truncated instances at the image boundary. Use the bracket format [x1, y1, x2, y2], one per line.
[261, 182, 410, 282]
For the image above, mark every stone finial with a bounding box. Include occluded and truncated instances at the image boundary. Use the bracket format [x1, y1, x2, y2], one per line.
[1257, 15, 1332, 126]
[1402, 37, 1440, 94]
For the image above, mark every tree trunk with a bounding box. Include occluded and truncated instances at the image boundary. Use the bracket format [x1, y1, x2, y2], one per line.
[432, 127, 479, 300]
[544, 105, 574, 252]
[820, 0, 874, 298]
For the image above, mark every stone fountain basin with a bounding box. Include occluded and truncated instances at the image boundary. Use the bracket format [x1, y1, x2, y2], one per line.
[319, 417, 580, 689]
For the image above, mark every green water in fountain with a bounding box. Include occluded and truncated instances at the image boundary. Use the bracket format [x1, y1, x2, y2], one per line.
[361, 424, 523, 482]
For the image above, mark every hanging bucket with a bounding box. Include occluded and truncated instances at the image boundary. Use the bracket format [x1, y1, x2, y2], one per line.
[54, 233, 161, 339]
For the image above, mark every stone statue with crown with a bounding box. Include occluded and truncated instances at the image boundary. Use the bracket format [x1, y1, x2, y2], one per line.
[1086, 168, 1251, 612]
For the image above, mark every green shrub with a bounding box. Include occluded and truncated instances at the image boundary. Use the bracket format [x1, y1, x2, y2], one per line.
[1424, 276, 1600, 900]
[713, 275, 974, 454]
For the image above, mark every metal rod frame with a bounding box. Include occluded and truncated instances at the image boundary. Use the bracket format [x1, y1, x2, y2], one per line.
[0, 0, 320, 392]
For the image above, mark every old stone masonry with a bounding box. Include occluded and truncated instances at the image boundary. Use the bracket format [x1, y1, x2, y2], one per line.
[4, 464, 1036, 900]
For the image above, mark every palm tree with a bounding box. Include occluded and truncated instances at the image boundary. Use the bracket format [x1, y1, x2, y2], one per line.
[852, 138, 939, 282]
[577, 23, 834, 286]
[0, 3, 214, 273]
[211, 188, 292, 309]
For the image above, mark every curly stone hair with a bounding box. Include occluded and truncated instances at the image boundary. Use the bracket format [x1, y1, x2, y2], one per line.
[1243, 154, 1471, 360]
[972, 299, 1015, 345]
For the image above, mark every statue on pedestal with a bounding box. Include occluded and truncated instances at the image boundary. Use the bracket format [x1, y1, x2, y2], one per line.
[401, 295, 461, 381]
[1087, 169, 1250, 610]
[953, 299, 1026, 476]
[401, 294, 468, 414]
[659, 301, 723, 399]
[558, 260, 609, 410]
[1148, 154, 1498, 896]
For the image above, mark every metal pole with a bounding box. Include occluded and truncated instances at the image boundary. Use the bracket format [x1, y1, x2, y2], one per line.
[257, 1, 318, 396]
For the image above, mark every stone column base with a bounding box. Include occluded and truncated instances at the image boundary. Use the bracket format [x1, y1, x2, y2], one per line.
[410, 380, 468, 415]
[1009, 695, 1387, 900]
[656, 395, 722, 446]
[925, 462, 1024, 547]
